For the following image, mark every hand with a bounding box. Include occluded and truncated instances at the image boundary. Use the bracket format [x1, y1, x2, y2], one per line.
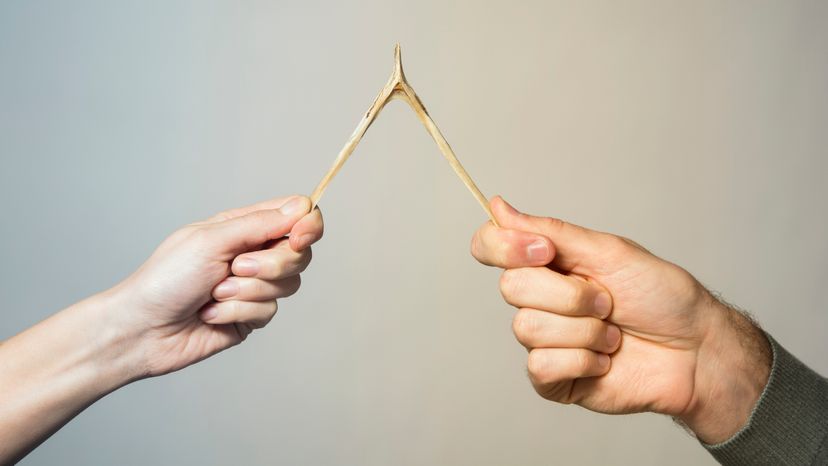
[471, 196, 771, 443]
[0, 195, 323, 463]
[107, 195, 324, 377]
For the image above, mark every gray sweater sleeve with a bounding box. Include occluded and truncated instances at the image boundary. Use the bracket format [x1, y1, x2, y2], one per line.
[703, 335, 828, 465]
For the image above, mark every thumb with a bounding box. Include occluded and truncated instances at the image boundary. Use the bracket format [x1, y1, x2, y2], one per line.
[207, 196, 311, 255]
[490, 196, 608, 273]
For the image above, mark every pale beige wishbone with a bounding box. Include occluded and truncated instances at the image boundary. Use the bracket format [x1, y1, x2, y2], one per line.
[309, 44, 499, 227]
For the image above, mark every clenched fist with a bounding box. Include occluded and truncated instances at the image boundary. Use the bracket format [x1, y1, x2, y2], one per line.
[471, 196, 771, 444]
[114, 195, 324, 376]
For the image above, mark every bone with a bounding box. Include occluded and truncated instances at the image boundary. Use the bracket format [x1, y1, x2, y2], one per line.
[309, 44, 498, 227]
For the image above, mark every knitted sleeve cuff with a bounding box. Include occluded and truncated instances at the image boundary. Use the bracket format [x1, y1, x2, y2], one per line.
[703, 334, 828, 465]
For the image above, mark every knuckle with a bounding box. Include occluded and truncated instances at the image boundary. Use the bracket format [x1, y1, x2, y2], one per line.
[605, 234, 626, 248]
[211, 210, 233, 222]
[297, 248, 312, 271]
[187, 227, 213, 247]
[498, 271, 512, 299]
[470, 228, 485, 259]
[499, 269, 524, 303]
[512, 309, 537, 343]
[170, 225, 196, 242]
[542, 217, 566, 234]
[602, 233, 632, 254]
[526, 350, 548, 381]
[264, 301, 279, 323]
[471, 224, 501, 263]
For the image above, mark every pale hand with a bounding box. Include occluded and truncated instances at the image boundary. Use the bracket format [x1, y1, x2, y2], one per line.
[0, 195, 323, 464]
[107, 195, 324, 377]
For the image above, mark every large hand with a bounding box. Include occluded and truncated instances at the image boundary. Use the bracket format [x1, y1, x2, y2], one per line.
[109, 195, 323, 377]
[471, 197, 770, 443]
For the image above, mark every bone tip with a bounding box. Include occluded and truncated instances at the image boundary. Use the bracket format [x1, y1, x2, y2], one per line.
[394, 43, 403, 75]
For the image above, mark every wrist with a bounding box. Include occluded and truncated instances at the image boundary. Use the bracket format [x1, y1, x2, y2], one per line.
[679, 295, 772, 443]
[70, 288, 150, 389]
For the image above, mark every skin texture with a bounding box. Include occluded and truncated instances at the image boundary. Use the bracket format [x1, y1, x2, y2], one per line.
[0, 195, 323, 464]
[471, 196, 772, 444]
[0, 192, 772, 463]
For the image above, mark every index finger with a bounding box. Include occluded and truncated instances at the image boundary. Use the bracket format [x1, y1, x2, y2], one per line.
[207, 197, 311, 255]
[204, 196, 296, 223]
[471, 221, 555, 269]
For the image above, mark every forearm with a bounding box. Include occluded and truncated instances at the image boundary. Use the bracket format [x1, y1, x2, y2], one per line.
[0, 196, 319, 464]
[0, 291, 140, 464]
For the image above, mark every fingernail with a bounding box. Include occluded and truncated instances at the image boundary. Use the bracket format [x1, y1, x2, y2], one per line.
[598, 353, 611, 368]
[606, 325, 621, 348]
[594, 292, 612, 318]
[234, 258, 259, 276]
[213, 280, 239, 299]
[526, 240, 550, 263]
[279, 197, 307, 216]
[200, 304, 218, 321]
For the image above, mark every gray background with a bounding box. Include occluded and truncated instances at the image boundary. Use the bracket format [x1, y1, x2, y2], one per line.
[1, 1, 826, 465]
